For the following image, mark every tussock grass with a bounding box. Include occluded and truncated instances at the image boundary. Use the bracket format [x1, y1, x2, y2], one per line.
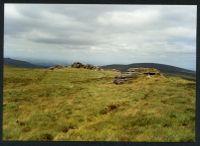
[3, 66, 195, 141]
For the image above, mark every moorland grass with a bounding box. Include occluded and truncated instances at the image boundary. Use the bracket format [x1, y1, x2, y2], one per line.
[3, 66, 195, 141]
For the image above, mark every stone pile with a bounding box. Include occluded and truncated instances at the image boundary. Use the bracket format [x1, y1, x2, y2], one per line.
[71, 62, 100, 70]
[48, 62, 101, 70]
[113, 67, 161, 85]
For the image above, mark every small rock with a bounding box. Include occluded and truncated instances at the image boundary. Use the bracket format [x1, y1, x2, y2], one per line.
[48, 65, 65, 70]
[48, 67, 55, 70]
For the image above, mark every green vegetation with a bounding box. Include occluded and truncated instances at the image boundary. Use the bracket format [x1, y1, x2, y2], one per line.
[3, 65, 195, 141]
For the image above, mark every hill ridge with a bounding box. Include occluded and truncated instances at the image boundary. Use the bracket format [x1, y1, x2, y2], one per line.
[102, 63, 196, 80]
[4, 58, 45, 68]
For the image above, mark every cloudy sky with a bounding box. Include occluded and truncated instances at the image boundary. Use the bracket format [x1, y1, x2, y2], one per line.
[4, 4, 196, 70]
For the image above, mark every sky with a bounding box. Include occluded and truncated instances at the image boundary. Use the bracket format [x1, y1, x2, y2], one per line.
[4, 4, 196, 70]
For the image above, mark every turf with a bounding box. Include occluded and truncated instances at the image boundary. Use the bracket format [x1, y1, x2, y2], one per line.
[3, 65, 195, 141]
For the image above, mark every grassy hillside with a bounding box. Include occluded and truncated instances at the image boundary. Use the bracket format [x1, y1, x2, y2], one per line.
[3, 65, 195, 141]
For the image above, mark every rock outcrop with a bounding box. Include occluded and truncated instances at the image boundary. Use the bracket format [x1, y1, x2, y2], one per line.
[113, 67, 161, 85]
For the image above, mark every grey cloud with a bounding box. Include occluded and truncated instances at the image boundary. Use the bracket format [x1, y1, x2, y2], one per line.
[29, 36, 98, 46]
[4, 4, 196, 70]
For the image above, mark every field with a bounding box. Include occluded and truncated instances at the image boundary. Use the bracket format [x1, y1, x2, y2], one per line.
[3, 65, 196, 141]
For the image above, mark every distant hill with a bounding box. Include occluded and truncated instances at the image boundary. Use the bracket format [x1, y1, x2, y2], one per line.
[102, 63, 196, 80]
[4, 58, 45, 68]
[4, 59, 196, 80]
